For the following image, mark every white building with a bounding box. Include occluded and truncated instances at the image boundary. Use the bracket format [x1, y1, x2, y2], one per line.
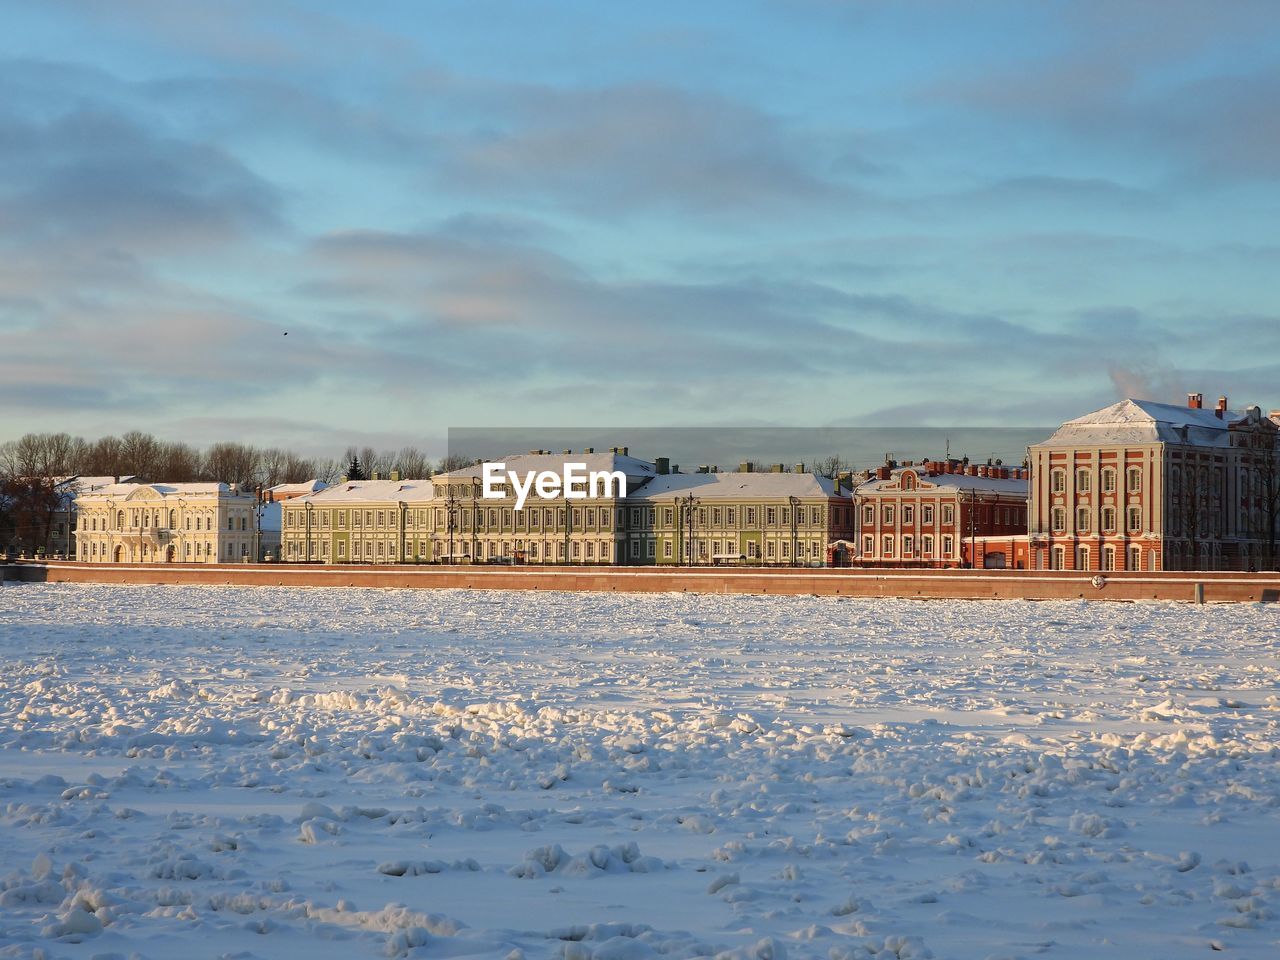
[74, 482, 260, 564]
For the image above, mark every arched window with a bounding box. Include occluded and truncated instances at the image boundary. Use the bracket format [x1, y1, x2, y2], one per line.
[168, 509, 176, 529]
[116, 510, 124, 529]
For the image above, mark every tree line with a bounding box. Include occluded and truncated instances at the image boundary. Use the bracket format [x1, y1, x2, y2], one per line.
[0, 431, 474, 554]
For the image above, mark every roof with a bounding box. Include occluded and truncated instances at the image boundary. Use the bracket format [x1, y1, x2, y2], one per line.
[54, 475, 138, 508]
[268, 480, 327, 496]
[1036, 398, 1249, 448]
[294, 478, 436, 504]
[433, 451, 657, 481]
[631, 471, 844, 501]
[858, 467, 1027, 497]
[74, 482, 249, 502]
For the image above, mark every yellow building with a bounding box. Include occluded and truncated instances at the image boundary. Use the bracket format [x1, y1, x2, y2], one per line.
[74, 482, 259, 564]
[279, 477, 436, 563]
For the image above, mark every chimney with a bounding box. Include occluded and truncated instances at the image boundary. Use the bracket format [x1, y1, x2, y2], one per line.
[1188, 392, 1203, 409]
[834, 475, 842, 495]
[621, 446, 629, 456]
[390, 470, 401, 482]
[876, 466, 891, 480]
[371, 471, 380, 481]
[738, 461, 754, 473]
[794, 463, 805, 474]
[656, 457, 670, 475]
[1216, 395, 1227, 419]
[583, 447, 594, 454]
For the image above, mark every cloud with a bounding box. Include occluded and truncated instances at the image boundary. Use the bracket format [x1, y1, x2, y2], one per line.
[0, 104, 282, 255]
[422, 80, 852, 219]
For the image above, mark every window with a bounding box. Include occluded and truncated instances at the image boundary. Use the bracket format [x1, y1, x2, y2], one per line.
[902, 505, 914, 524]
[883, 535, 894, 557]
[1076, 469, 1091, 492]
[1051, 469, 1066, 493]
[1128, 507, 1141, 531]
[1128, 546, 1141, 571]
[902, 474, 915, 491]
[883, 505, 894, 525]
[922, 505, 934, 524]
[1127, 468, 1142, 492]
[862, 505, 873, 525]
[1076, 546, 1090, 570]
[713, 507, 723, 525]
[942, 505, 954, 525]
[863, 535, 873, 555]
[1051, 546, 1065, 570]
[903, 535, 914, 555]
[768, 540, 777, 558]
[663, 540, 672, 558]
[1076, 507, 1090, 531]
[810, 507, 821, 525]
[943, 535, 954, 556]
[1103, 546, 1115, 571]
[746, 507, 757, 525]
[1102, 469, 1116, 493]
[664, 508, 673, 526]
[1051, 507, 1066, 531]
[1102, 507, 1116, 531]
[338, 541, 346, 559]
[726, 508, 736, 525]
[631, 539, 640, 558]
[922, 534, 934, 555]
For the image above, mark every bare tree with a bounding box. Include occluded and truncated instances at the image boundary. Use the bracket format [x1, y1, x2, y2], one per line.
[395, 446, 432, 479]
[436, 453, 478, 474]
[203, 442, 261, 488]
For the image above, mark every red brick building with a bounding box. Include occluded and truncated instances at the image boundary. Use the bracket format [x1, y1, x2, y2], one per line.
[1028, 394, 1280, 571]
[853, 460, 1029, 568]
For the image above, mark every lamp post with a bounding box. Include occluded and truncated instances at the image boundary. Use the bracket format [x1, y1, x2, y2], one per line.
[680, 493, 697, 566]
[470, 476, 480, 563]
[445, 484, 458, 565]
[788, 495, 800, 567]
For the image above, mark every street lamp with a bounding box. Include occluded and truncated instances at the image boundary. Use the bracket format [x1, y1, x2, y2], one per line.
[680, 493, 697, 566]
[470, 476, 480, 563]
[788, 495, 801, 567]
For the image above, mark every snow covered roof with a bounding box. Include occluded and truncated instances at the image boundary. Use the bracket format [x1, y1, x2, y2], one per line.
[858, 467, 1027, 496]
[54, 475, 138, 508]
[1037, 398, 1249, 448]
[268, 480, 327, 496]
[295, 479, 436, 504]
[433, 451, 657, 481]
[631, 471, 844, 501]
[74, 482, 250, 502]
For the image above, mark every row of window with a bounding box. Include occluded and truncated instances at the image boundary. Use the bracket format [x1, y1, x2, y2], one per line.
[863, 533, 955, 558]
[1051, 506, 1146, 533]
[82, 509, 247, 532]
[1050, 467, 1143, 494]
[285, 502, 840, 533]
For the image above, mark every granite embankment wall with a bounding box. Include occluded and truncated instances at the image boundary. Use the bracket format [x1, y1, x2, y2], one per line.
[4, 561, 1279, 602]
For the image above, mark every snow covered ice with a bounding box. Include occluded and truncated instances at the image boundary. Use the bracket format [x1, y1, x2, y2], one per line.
[0, 583, 1278, 960]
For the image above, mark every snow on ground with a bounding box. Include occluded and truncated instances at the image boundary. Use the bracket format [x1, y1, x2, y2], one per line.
[0, 584, 1277, 960]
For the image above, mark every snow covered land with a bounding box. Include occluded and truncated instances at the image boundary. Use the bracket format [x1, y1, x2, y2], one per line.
[1, 584, 1278, 960]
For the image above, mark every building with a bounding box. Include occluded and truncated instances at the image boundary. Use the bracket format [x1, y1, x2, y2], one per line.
[853, 460, 1029, 568]
[431, 449, 657, 564]
[279, 477, 436, 563]
[74, 482, 260, 564]
[629, 465, 855, 566]
[1027, 394, 1280, 571]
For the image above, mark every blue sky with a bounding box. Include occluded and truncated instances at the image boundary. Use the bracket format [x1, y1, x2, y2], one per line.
[2, 1, 1278, 456]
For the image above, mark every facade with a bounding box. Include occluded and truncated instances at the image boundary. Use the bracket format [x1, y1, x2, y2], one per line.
[629, 467, 855, 566]
[853, 461, 1029, 568]
[74, 482, 259, 564]
[1028, 394, 1280, 571]
[431, 450, 656, 564]
[279, 478, 436, 563]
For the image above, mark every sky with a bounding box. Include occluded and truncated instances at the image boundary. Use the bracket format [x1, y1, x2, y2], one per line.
[2, 0, 1279, 458]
